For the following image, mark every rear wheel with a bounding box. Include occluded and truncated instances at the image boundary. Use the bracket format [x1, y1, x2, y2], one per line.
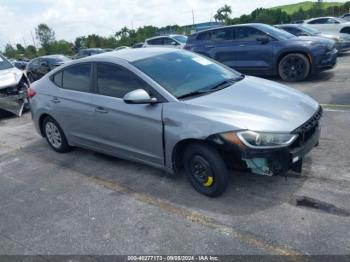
[278, 53, 310, 82]
[183, 143, 229, 197]
[42, 116, 71, 153]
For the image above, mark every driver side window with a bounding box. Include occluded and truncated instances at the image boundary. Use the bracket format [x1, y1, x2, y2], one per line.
[96, 63, 148, 99]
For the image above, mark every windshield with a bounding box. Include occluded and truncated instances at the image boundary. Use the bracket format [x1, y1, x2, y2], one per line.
[0, 54, 14, 70]
[300, 25, 320, 35]
[48, 56, 71, 65]
[257, 24, 296, 40]
[173, 35, 188, 44]
[132, 51, 242, 99]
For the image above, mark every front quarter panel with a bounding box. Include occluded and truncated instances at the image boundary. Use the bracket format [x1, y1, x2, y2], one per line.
[163, 102, 241, 170]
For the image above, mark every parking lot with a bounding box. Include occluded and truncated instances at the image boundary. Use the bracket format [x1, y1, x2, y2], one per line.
[0, 53, 349, 256]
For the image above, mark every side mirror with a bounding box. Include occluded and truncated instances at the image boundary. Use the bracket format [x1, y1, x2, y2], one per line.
[123, 89, 158, 104]
[171, 41, 178, 46]
[40, 61, 48, 67]
[256, 37, 270, 44]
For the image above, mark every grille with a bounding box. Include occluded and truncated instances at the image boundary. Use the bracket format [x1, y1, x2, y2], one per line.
[291, 106, 323, 148]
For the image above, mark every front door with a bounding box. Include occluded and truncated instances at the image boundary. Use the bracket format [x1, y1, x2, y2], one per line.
[90, 62, 164, 166]
[229, 26, 274, 74]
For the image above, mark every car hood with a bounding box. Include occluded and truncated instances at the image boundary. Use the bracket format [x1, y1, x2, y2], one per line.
[180, 76, 319, 133]
[0, 67, 23, 89]
[294, 36, 335, 45]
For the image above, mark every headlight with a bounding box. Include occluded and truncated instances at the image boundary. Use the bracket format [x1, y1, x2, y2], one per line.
[236, 131, 298, 149]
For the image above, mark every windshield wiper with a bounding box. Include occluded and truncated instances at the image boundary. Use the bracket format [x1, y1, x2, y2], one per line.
[177, 75, 245, 100]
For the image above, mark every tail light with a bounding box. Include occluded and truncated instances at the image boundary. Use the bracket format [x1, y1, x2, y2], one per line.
[27, 86, 36, 98]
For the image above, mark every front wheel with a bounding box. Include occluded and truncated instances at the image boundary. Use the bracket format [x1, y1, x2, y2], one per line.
[278, 53, 310, 82]
[183, 143, 229, 197]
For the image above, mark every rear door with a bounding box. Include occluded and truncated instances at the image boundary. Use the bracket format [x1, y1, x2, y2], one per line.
[89, 62, 164, 166]
[229, 26, 274, 73]
[49, 63, 96, 146]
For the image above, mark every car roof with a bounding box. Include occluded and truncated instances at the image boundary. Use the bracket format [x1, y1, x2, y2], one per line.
[77, 47, 181, 63]
[39, 54, 68, 59]
[146, 34, 184, 41]
[190, 23, 267, 35]
[275, 24, 302, 27]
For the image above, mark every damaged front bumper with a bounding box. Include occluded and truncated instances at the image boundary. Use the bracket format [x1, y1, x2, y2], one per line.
[0, 91, 27, 116]
[242, 127, 320, 176]
[0, 74, 29, 117]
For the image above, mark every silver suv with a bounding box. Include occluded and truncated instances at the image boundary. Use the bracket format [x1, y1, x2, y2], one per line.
[29, 48, 321, 197]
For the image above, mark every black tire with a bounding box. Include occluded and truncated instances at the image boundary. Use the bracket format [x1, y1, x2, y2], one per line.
[42, 116, 71, 153]
[183, 143, 229, 197]
[278, 53, 310, 82]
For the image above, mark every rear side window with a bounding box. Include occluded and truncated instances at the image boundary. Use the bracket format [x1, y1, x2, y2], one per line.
[234, 27, 267, 41]
[147, 38, 163, 45]
[197, 31, 212, 40]
[308, 18, 328, 24]
[96, 63, 146, 99]
[52, 71, 63, 87]
[283, 27, 302, 35]
[211, 28, 233, 41]
[62, 64, 91, 92]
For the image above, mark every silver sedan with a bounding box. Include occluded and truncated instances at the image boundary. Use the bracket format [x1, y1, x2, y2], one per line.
[29, 48, 321, 197]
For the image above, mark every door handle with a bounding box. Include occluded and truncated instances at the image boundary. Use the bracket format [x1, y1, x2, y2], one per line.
[51, 98, 60, 104]
[206, 45, 214, 48]
[239, 44, 245, 47]
[95, 106, 108, 114]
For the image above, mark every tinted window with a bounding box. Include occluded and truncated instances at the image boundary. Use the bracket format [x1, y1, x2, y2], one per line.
[52, 71, 62, 87]
[97, 63, 146, 98]
[308, 18, 329, 24]
[197, 31, 211, 40]
[235, 27, 266, 41]
[47, 56, 70, 65]
[148, 38, 163, 45]
[0, 54, 14, 70]
[211, 28, 233, 41]
[30, 59, 40, 67]
[173, 35, 188, 43]
[132, 51, 241, 99]
[62, 64, 91, 92]
[283, 27, 303, 36]
[163, 38, 176, 45]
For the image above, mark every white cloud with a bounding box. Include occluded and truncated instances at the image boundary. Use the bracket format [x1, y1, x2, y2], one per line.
[0, 0, 347, 50]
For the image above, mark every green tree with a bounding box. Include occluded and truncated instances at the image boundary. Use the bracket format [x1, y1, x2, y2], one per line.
[35, 23, 55, 53]
[4, 44, 17, 58]
[214, 4, 232, 24]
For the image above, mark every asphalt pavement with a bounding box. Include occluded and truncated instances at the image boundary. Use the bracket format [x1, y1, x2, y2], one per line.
[0, 53, 349, 256]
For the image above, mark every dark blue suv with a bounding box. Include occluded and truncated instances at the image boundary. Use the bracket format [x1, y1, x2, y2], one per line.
[185, 23, 338, 81]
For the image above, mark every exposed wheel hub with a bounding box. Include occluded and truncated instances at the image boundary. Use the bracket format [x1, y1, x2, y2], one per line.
[190, 155, 214, 187]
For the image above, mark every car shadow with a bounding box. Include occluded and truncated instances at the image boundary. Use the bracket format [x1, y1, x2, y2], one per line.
[22, 140, 307, 217]
[263, 71, 335, 84]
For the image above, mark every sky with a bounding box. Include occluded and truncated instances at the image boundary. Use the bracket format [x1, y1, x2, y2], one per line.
[0, 0, 347, 50]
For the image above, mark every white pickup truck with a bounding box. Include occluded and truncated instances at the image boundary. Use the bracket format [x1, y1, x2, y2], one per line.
[0, 54, 29, 116]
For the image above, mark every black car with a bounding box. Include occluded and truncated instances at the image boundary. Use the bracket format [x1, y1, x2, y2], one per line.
[74, 48, 106, 59]
[26, 55, 71, 82]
